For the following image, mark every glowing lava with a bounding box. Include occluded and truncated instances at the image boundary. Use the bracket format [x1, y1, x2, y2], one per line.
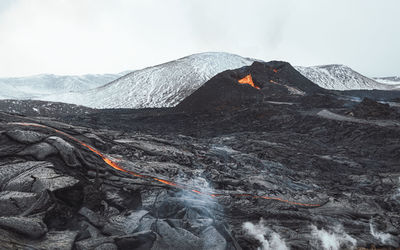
[269, 80, 279, 84]
[238, 74, 260, 89]
[10, 122, 322, 208]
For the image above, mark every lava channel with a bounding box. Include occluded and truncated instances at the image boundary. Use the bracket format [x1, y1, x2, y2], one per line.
[10, 122, 322, 208]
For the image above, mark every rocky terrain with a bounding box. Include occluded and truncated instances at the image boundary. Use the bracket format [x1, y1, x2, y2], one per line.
[0, 100, 95, 117]
[0, 61, 400, 249]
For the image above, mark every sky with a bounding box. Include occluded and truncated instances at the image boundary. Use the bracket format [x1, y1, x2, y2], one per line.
[0, 0, 399, 77]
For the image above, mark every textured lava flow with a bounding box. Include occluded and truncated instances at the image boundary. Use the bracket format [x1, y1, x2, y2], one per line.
[10, 122, 322, 207]
[238, 74, 260, 89]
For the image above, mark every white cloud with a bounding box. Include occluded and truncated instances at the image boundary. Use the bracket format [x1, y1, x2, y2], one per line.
[0, 0, 399, 77]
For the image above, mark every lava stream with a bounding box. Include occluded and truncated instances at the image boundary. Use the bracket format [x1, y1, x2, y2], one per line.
[238, 74, 260, 89]
[269, 80, 279, 84]
[10, 122, 322, 208]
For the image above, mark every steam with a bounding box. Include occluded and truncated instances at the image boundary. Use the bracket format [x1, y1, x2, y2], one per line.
[176, 176, 220, 212]
[369, 220, 392, 245]
[242, 218, 289, 250]
[310, 225, 356, 250]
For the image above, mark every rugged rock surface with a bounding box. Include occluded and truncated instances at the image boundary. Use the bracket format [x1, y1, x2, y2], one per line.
[0, 99, 95, 117]
[0, 61, 400, 249]
[351, 98, 400, 119]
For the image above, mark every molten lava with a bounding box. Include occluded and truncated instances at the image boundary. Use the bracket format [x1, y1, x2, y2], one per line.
[238, 74, 260, 89]
[10, 122, 322, 208]
[269, 80, 279, 84]
[273, 69, 278, 73]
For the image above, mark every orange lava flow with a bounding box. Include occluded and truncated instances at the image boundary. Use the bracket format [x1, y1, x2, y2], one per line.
[269, 80, 279, 84]
[273, 69, 278, 73]
[238, 74, 260, 89]
[10, 122, 322, 208]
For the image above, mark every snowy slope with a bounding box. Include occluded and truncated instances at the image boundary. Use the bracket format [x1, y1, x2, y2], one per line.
[295, 64, 399, 90]
[373, 76, 400, 88]
[40, 52, 254, 108]
[0, 72, 127, 100]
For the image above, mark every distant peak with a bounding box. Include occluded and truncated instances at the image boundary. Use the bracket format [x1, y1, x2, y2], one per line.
[318, 64, 347, 69]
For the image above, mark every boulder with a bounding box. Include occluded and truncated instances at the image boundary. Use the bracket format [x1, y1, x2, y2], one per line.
[17, 142, 58, 160]
[0, 216, 48, 239]
[0, 191, 38, 216]
[151, 219, 202, 250]
[5, 129, 47, 144]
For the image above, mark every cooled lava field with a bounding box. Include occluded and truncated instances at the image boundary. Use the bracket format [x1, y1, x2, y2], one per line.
[1, 61, 400, 249]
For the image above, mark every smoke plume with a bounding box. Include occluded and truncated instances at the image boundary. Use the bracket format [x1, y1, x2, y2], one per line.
[310, 224, 356, 250]
[242, 218, 289, 250]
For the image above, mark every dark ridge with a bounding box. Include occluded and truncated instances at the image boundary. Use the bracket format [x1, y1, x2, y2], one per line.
[351, 98, 400, 119]
[176, 61, 326, 113]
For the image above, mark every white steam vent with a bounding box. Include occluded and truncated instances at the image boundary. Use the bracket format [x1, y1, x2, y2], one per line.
[310, 224, 357, 250]
[243, 218, 289, 250]
[369, 220, 393, 245]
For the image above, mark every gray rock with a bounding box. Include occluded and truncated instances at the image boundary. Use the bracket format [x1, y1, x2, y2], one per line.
[75, 236, 114, 250]
[0, 216, 48, 239]
[0, 191, 38, 216]
[102, 215, 126, 236]
[79, 207, 106, 228]
[35, 230, 78, 250]
[6, 129, 47, 144]
[135, 215, 156, 232]
[124, 210, 149, 233]
[95, 242, 118, 250]
[0, 135, 25, 156]
[151, 219, 202, 250]
[0, 161, 41, 187]
[115, 231, 156, 250]
[3, 161, 79, 192]
[102, 210, 149, 236]
[17, 142, 58, 160]
[104, 188, 142, 210]
[0, 228, 77, 250]
[80, 221, 103, 239]
[46, 136, 80, 167]
[200, 226, 227, 250]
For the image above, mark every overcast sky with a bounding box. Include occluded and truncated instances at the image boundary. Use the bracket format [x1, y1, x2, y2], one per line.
[0, 0, 398, 77]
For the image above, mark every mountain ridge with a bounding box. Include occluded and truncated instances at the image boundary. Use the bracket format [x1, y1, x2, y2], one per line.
[0, 72, 128, 100]
[295, 64, 399, 90]
[39, 52, 255, 108]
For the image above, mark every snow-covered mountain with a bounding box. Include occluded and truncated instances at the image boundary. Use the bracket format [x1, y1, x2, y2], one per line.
[295, 64, 399, 91]
[0, 72, 128, 100]
[40, 52, 254, 108]
[3, 53, 398, 109]
[373, 76, 400, 87]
